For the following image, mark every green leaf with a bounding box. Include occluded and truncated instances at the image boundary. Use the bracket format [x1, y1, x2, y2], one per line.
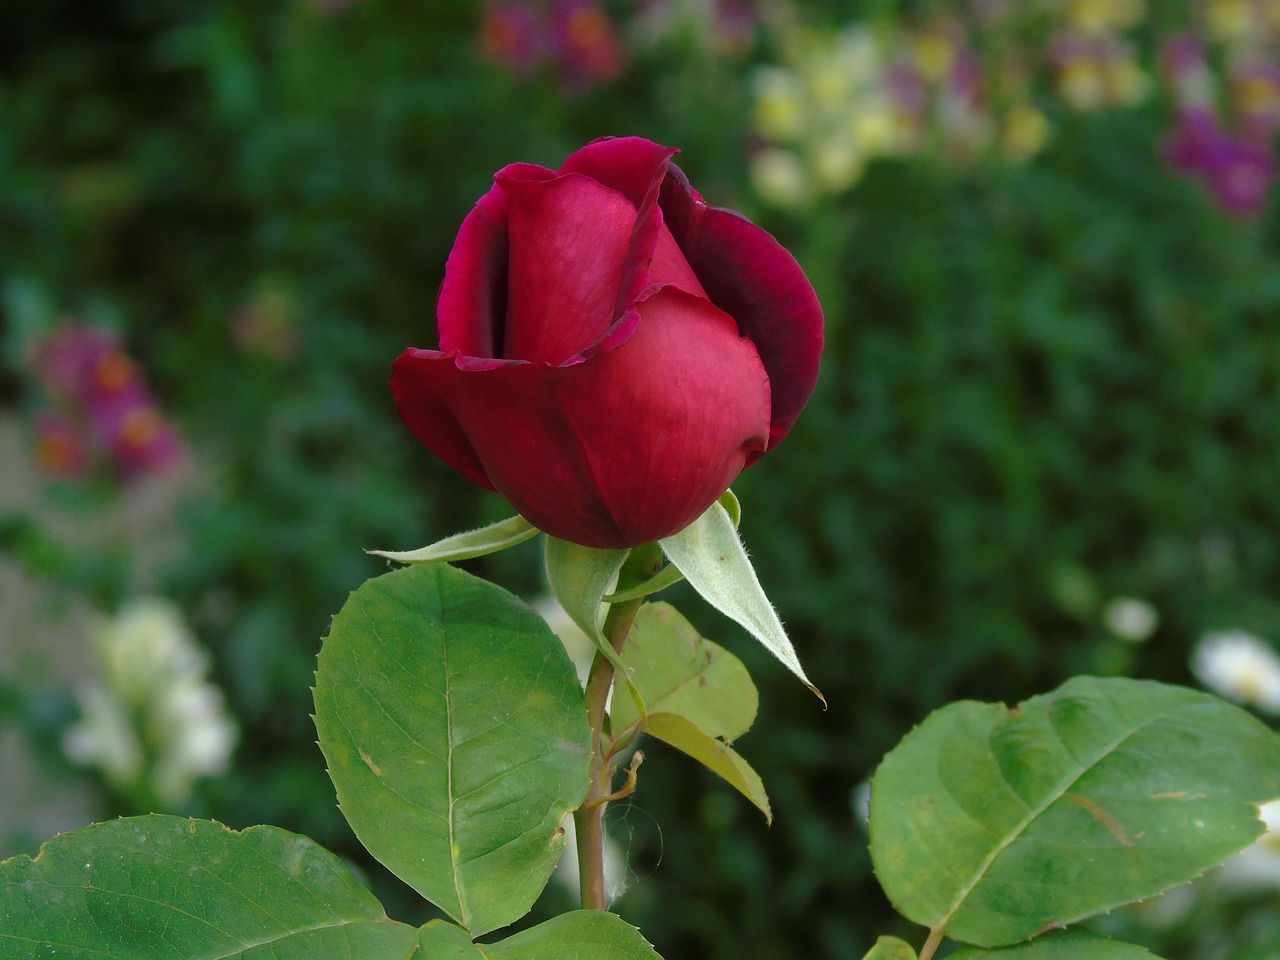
[862, 935, 918, 960]
[658, 501, 820, 700]
[605, 603, 765, 818]
[644, 712, 771, 822]
[418, 920, 486, 959]
[414, 912, 662, 960]
[948, 930, 1166, 959]
[367, 515, 538, 564]
[870, 676, 1280, 947]
[544, 535, 631, 675]
[314, 564, 591, 936]
[481, 910, 661, 959]
[0, 815, 418, 960]
[610, 602, 757, 743]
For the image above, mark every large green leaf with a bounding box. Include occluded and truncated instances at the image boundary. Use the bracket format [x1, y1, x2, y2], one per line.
[948, 930, 1165, 959]
[482, 910, 660, 959]
[609, 602, 757, 743]
[0, 815, 417, 960]
[870, 677, 1280, 947]
[315, 564, 591, 936]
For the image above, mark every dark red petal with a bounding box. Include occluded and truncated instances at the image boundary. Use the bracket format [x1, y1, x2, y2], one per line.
[497, 168, 638, 365]
[558, 136, 680, 208]
[391, 289, 770, 548]
[435, 178, 514, 358]
[659, 164, 824, 457]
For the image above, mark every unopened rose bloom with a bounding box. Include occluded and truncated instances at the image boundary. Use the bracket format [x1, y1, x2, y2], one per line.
[392, 137, 823, 548]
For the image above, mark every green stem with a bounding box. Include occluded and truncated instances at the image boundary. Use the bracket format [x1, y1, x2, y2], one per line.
[572, 546, 660, 911]
[918, 927, 945, 960]
[573, 595, 642, 910]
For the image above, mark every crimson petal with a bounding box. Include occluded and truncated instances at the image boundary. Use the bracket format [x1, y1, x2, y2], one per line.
[659, 164, 824, 458]
[390, 288, 770, 548]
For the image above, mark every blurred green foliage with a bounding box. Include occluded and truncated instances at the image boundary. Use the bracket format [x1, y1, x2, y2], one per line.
[3, 1, 1280, 958]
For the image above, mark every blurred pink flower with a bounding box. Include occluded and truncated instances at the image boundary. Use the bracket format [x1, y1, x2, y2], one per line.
[1165, 107, 1277, 215]
[1232, 55, 1280, 138]
[33, 411, 88, 479]
[480, 1, 545, 75]
[478, 0, 627, 87]
[550, 0, 627, 84]
[28, 322, 185, 482]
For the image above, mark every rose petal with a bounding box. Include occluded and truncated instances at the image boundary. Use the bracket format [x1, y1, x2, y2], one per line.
[498, 168, 639, 364]
[390, 347, 503, 491]
[436, 178, 513, 358]
[660, 164, 824, 458]
[558, 136, 680, 208]
[390, 288, 770, 548]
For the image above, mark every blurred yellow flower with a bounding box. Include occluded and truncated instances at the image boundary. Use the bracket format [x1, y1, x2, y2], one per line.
[1058, 58, 1109, 109]
[913, 31, 957, 83]
[1064, 0, 1145, 35]
[751, 147, 813, 208]
[1206, 0, 1257, 43]
[1002, 102, 1051, 159]
[754, 68, 805, 140]
[1107, 56, 1152, 105]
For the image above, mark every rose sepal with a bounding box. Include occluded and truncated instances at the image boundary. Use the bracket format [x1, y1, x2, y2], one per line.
[659, 499, 824, 703]
[367, 514, 538, 564]
[603, 490, 741, 604]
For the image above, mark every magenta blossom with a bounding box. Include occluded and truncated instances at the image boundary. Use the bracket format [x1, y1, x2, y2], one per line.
[392, 137, 823, 548]
[1165, 108, 1276, 216]
[29, 323, 185, 482]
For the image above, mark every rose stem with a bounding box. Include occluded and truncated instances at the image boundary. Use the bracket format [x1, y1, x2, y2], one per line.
[573, 546, 661, 911]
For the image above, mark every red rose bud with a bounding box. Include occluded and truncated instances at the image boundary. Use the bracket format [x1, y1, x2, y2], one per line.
[392, 137, 824, 548]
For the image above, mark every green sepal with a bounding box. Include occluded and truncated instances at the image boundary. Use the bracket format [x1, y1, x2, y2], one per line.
[544, 536, 632, 678]
[659, 499, 821, 701]
[367, 514, 538, 564]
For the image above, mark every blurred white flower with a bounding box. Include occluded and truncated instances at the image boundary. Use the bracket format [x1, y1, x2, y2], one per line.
[62, 686, 143, 785]
[534, 594, 596, 687]
[1191, 630, 1280, 714]
[1102, 596, 1159, 643]
[62, 597, 237, 807]
[1218, 800, 1280, 889]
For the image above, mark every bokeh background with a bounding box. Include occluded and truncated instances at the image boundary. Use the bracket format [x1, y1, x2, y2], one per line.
[3, 1, 1280, 957]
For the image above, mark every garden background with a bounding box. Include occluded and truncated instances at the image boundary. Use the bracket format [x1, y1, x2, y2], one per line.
[3, 1, 1280, 958]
